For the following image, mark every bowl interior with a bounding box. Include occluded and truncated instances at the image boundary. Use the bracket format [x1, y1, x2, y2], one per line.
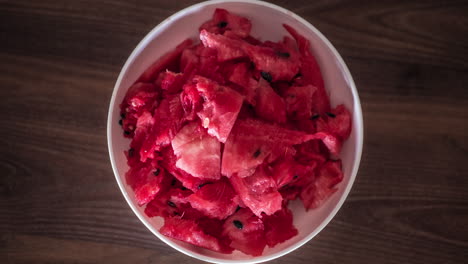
[108, 1, 363, 263]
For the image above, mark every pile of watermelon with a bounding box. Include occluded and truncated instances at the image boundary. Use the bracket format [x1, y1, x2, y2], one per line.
[119, 9, 351, 256]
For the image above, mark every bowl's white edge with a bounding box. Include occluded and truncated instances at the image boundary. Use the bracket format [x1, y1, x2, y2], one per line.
[107, 0, 364, 263]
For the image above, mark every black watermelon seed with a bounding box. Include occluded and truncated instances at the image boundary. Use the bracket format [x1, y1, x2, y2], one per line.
[260, 71, 273, 82]
[167, 201, 176, 208]
[198, 182, 212, 189]
[293, 175, 299, 179]
[235, 206, 241, 212]
[326, 112, 336, 118]
[128, 148, 134, 157]
[181, 187, 188, 191]
[310, 114, 320, 120]
[218, 21, 228, 28]
[124, 131, 131, 135]
[118, 119, 123, 126]
[153, 168, 160, 176]
[253, 148, 261, 158]
[171, 179, 177, 186]
[233, 220, 243, 229]
[277, 51, 290, 58]
[120, 113, 126, 119]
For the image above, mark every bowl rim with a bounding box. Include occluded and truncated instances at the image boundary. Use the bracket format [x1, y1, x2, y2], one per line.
[107, 0, 364, 263]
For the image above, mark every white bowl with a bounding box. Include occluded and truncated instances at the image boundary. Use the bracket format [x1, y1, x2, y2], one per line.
[107, 0, 363, 263]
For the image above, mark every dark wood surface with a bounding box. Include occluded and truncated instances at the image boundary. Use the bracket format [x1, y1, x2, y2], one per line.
[1, 0, 467, 263]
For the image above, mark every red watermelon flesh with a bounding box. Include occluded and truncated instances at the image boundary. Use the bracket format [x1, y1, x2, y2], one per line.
[316, 104, 352, 140]
[188, 179, 239, 219]
[144, 186, 202, 219]
[271, 155, 316, 189]
[222, 208, 267, 256]
[254, 79, 287, 124]
[194, 76, 244, 143]
[200, 8, 252, 38]
[228, 62, 257, 105]
[128, 111, 154, 165]
[307, 132, 342, 157]
[283, 24, 330, 114]
[172, 122, 221, 180]
[138, 38, 193, 82]
[263, 207, 298, 247]
[138, 95, 184, 162]
[160, 147, 207, 192]
[160, 217, 232, 253]
[180, 83, 203, 121]
[120, 82, 159, 137]
[300, 160, 343, 210]
[229, 166, 283, 217]
[200, 30, 247, 62]
[243, 40, 301, 82]
[284, 85, 317, 120]
[222, 119, 315, 177]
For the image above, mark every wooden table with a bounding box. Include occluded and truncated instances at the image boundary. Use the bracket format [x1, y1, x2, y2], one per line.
[2, 1, 467, 263]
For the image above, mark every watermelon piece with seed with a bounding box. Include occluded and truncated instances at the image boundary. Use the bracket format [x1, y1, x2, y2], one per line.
[229, 165, 282, 217]
[316, 104, 352, 140]
[300, 160, 343, 210]
[172, 122, 221, 180]
[254, 79, 286, 123]
[200, 30, 247, 61]
[138, 38, 193, 82]
[271, 154, 316, 189]
[283, 24, 330, 114]
[144, 186, 202, 219]
[200, 8, 252, 38]
[188, 179, 239, 219]
[160, 217, 233, 253]
[194, 76, 244, 143]
[222, 119, 315, 177]
[263, 207, 298, 247]
[120, 82, 159, 137]
[160, 147, 207, 191]
[283, 85, 316, 120]
[222, 208, 267, 256]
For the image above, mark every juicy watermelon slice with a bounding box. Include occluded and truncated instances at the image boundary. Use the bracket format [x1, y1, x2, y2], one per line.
[188, 179, 239, 219]
[160, 217, 233, 253]
[120, 82, 159, 137]
[222, 208, 267, 256]
[138, 38, 193, 82]
[199, 8, 252, 38]
[283, 85, 317, 120]
[243, 40, 301, 82]
[316, 104, 352, 140]
[138, 95, 184, 162]
[172, 122, 221, 180]
[271, 154, 316, 189]
[300, 160, 343, 210]
[229, 166, 282, 217]
[160, 147, 207, 191]
[125, 159, 170, 206]
[254, 79, 287, 123]
[194, 76, 244, 143]
[263, 207, 298, 247]
[200, 30, 247, 61]
[144, 186, 202, 219]
[180, 83, 203, 121]
[283, 24, 330, 114]
[222, 119, 315, 177]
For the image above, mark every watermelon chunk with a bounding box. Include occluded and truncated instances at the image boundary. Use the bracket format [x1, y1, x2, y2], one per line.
[283, 85, 317, 120]
[172, 122, 221, 180]
[138, 38, 193, 82]
[194, 76, 244, 143]
[144, 186, 201, 219]
[120, 82, 159, 137]
[160, 217, 232, 253]
[254, 79, 286, 123]
[316, 104, 352, 140]
[263, 207, 298, 247]
[283, 24, 330, 114]
[200, 8, 252, 38]
[160, 147, 207, 191]
[200, 30, 247, 61]
[227, 62, 257, 105]
[300, 160, 343, 210]
[271, 154, 316, 189]
[222, 119, 315, 177]
[229, 165, 282, 217]
[139, 95, 184, 162]
[180, 83, 203, 121]
[222, 208, 267, 256]
[188, 179, 239, 219]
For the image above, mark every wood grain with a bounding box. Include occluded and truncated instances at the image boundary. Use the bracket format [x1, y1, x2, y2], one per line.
[1, 0, 467, 263]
